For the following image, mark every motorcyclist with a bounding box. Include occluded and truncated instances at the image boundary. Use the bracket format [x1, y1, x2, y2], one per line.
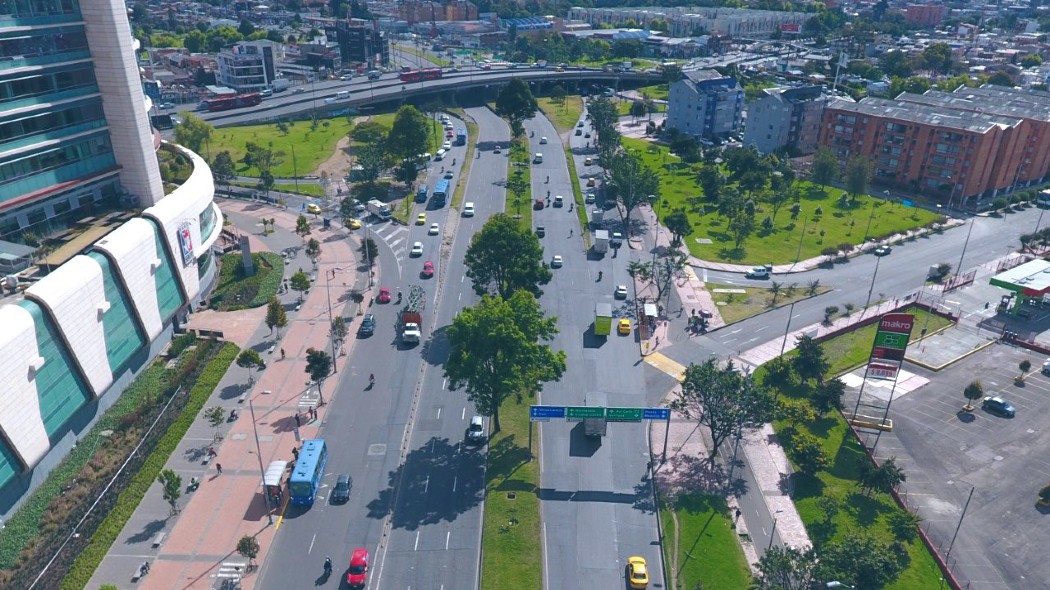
[369, 373, 375, 385]
[598, 270, 603, 281]
[324, 556, 332, 574]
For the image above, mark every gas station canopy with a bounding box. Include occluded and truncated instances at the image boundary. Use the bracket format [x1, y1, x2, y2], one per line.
[990, 259, 1050, 298]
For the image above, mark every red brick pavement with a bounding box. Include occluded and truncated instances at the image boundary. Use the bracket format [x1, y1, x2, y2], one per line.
[145, 204, 367, 590]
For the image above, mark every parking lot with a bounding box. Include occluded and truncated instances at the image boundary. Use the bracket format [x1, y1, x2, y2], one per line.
[849, 342, 1050, 589]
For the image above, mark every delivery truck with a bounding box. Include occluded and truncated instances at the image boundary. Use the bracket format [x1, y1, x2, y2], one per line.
[584, 417, 608, 438]
[366, 199, 392, 220]
[595, 302, 613, 336]
[593, 229, 610, 256]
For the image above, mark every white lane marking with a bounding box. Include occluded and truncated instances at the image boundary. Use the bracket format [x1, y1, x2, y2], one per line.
[442, 377, 448, 390]
[461, 407, 466, 420]
[424, 475, 430, 493]
[543, 522, 550, 590]
[436, 408, 441, 419]
[755, 325, 768, 331]
[308, 534, 316, 554]
[414, 531, 420, 551]
[461, 275, 465, 282]
[729, 328, 742, 334]
[445, 531, 451, 550]
[453, 476, 458, 492]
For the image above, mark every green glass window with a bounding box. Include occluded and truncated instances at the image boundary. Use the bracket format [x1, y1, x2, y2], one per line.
[86, 252, 146, 374]
[145, 218, 185, 321]
[17, 300, 91, 437]
[0, 441, 19, 489]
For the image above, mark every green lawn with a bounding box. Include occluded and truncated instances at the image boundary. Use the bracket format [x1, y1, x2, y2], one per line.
[480, 400, 541, 590]
[230, 180, 326, 197]
[706, 282, 833, 324]
[537, 96, 584, 135]
[210, 118, 353, 178]
[637, 84, 670, 101]
[506, 137, 533, 228]
[756, 306, 957, 589]
[396, 44, 451, 66]
[621, 138, 945, 264]
[661, 494, 751, 590]
[209, 252, 284, 311]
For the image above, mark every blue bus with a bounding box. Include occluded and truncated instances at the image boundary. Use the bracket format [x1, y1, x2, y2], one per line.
[455, 128, 467, 146]
[289, 439, 328, 505]
[432, 179, 450, 207]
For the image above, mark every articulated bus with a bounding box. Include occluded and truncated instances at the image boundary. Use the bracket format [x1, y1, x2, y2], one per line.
[200, 93, 261, 112]
[400, 68, 443, 83]
[289, 439, 328, 505]
[432, 179, 450, 207]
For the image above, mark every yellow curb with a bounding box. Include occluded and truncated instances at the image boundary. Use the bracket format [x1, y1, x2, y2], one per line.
[906, 338, 997, 372]
[644, 352, 686, 381]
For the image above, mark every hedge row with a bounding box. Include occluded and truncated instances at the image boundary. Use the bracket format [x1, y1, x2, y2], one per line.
[0, 340, 218, 572]
[60, 342, 239, 590]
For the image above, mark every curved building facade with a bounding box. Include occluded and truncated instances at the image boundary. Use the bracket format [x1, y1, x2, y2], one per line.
[0, 144, 220, 515]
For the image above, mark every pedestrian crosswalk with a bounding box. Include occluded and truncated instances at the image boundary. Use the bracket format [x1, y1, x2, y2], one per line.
[367, 221, 411, 260]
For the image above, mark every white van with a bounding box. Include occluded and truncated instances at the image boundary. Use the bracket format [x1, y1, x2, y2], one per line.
[463, 202, 475, 217]
[434, 149, 446, 161]
[335, 90, 350, 100]
[534, 153, 543, 163]
[1039, 189, 1050, 208]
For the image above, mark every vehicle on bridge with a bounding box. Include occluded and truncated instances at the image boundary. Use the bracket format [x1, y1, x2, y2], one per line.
[200, 93, 261, 112]
[289, 439, 328, 505]
[400, 68, 443, 83]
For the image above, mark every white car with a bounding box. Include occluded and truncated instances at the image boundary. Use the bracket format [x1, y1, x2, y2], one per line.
[745, 266, 770, 279]
[614, 285, 628, 299]
[429, 222, 440, 235]
[410, 242, 423, 257]
[463, 202, 475, 217]
[442, 141, 452, 150]
[551, 255, 563, 268]
[539, 136, 548, 144]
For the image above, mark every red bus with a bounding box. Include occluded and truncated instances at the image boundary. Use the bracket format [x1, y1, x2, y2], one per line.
[202, 93, 262, 112]
[399, 68, 443, 83]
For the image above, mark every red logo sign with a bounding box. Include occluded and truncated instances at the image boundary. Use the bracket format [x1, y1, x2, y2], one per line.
[879, 313, 914, 335]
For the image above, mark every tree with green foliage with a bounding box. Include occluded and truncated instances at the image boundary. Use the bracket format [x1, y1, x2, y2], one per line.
[1022, 53, 1044, 68]
[361, 237, 378, 267]
[204, 406, 226, 441]
[922, 42, 953, 73]
[330, 316, 348, 344]
[355, 142, 388, 186]
[295, 214, 311, 238]
[184, 29, 206, 52]
[305, 238, 321, 261]
[858, 456, 906, 496]
[444, 291, 566, 433]
[813, 377, 846, 414]
[350, 120, 390, 143]
[792, 334, 829, 384]
[236, 349, 265, 385]
[762, 356, 794, 392]
[587, 96, 618, 139]
[845, 155, 871, 205]
[815, 532, 908, 589]
[784, 428, 829, 475]
[671, 359, 775, 462]
[266, 297, 287, 336]
[663, 208, 692, 247]
[811, 147, 839, 193]
[237, 535, 261, 570]
[729, 210, 756, 250]
[387, 105, 429, 164]
[464, 213, 551, 299]
[987, 71, 1015, 87]
[494, 78, 538, 136]
[173, 113, 213, 155]
[606, 152, 660, 231]
[305, 347, 332, 404]
[963, 379, 983, 410]
[157, 469, 182, 515]
[549, 84, 567, 107]
[211, 151, 235, 191]
[290, 270, 311, 302]
[696, 164, 725, 202]
[752, 545, 819, 590]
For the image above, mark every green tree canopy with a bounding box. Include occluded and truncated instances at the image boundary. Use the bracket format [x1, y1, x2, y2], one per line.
[751, 545, 818, 590]
[670, 359, 775, 461]
[811, 147, 839, 192]
[606, 152, 660, 230]
[792, 334, 829, 384]
[265, 297, 288, 336]
[444, 291, 566, 432]
[387, 105, 429, 162]
[494, 77, 538, 136]
[664, 208, 693, 247]
[290, 270, 311, 301]
[173, 113, 213, 155]
[464, 213, 552, 298]
[845, 154, 871, 202]
[236, 349, 265, 385]
[305, 347, 332, 404]
[211, 151, 235, 189]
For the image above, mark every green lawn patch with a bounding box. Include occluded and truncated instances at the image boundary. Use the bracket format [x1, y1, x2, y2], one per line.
[209, 252, 285, 311]
[480, 400, 541, 590]
[537, 96, 584, 135]
[661, 494, 751, 590]
[506, 137, 532, 229]
[450, 114, 480, 209]
[706, 282, 834, 324]
[637, 84, 669, 101]
[621, 138, 945, 264]
[230, 181, 326, 197]
[397, 44, 450, 66]
[209, 118, 353, 178]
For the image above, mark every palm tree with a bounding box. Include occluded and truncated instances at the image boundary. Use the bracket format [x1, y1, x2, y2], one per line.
[769, 281, 782, 307]
[963, 380, 983, 411]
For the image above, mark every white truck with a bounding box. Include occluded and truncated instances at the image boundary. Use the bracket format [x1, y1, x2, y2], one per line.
[366, 199, 392, 220]
[593, 229, 610, 256]
[399, 286, 425, 345]
[271, 78, 291, 92]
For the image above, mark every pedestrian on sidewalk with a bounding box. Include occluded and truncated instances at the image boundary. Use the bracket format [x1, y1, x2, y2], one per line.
[735, 508, 741, 520]
[216, 463, 223, 475]
[281, 348, 286, 359]
[292, 447, 299, 461]
[294, 413, 301, 427]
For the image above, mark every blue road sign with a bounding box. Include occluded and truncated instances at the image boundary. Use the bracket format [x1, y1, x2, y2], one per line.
[530, 405, 566, 421]
[642, 408, 671, 420]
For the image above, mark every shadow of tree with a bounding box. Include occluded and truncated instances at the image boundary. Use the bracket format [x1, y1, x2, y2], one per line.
[845, 490, 892, 526]
[219, 382, 250, 401]
[125, 518, 167, 545]
[366, 436, 485, 530]
[653, 453, 738, 503]
[487, 434, 533, 489]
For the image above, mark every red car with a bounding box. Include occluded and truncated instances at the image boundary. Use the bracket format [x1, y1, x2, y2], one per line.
[377, 288, 391, 303]
[347, 547, 369, 587]
[445, 130, 454, 138]
[422, 260, 434, 278]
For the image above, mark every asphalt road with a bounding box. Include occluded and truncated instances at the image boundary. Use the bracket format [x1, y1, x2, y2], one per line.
[531, 112, 669, 589]
[254, 111, 480, 590]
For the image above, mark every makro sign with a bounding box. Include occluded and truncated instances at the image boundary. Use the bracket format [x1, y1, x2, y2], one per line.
[865, 313, 915, 380]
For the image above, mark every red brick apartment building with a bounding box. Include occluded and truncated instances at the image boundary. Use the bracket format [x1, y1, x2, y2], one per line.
[819, 86, 1050, 206]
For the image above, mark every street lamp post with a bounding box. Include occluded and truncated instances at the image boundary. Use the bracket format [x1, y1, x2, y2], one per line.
[956, 215, 976, 280]
[247, 397, 274, 524]
[767, 509, 785, 552]
[327, 267, 348, 372]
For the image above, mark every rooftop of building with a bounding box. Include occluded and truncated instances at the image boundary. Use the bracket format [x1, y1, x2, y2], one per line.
[898, 89, 1050, 123]
[760, 85, 827, 103]
[827, 97, 1023, 134]
[683, 69, 731, 83]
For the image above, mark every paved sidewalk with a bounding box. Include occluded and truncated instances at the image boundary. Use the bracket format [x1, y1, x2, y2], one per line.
[88, 201, 371, 590]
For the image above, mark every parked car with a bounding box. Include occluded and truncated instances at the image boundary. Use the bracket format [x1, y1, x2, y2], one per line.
[358, 313, 376, 336]
[536, 225, 545, 237]
[874, 245, 892, 256]
[982, 396, 1016, 418]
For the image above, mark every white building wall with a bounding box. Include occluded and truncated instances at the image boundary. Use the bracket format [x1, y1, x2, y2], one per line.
[0, 306, 51, 471]
[93, 218, 166, 341]
[25, 256, 113, 397]
[79, 0, 164, 206]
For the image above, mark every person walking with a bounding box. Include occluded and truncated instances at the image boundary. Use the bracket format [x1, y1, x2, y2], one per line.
[294, 413, 301, 427]
[281, 348, 286, 359]
[216, 463, 223, 475]
[292, 447, 299, 461]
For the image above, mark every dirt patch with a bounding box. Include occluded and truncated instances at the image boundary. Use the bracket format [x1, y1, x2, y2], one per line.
[311, 115, 368, 178]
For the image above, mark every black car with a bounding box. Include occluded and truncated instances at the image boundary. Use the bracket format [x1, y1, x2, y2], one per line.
[536, 225, 545, 237]
[358, 313, 376, 337]
[331, 474, 351, 503]
[982, 396, 1016, 418]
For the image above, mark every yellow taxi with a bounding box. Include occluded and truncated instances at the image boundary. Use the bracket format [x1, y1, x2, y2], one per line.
[346, 218, 362, 230]
[626, 556, 649, 588]
[618, 318, 631, 335]
[416, 212, 427, 225]
[306, 203, 322, 215]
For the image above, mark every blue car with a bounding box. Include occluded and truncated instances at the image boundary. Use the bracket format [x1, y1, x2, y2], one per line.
[982, 396, 1016, 418]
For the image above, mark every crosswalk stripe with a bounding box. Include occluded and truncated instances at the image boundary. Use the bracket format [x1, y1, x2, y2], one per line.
[644, 353, 686, 381]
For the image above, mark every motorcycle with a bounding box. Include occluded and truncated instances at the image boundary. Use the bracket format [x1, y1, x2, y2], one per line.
[323, 557, 333, 575]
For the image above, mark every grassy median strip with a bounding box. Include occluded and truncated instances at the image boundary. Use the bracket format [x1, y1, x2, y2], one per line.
[507, 137, 532, 229]
[448, 109, 479, 210]
[537, 96, 584, 135]
[481, 400, 542, 590]
[705, 282, 833, 325]
[660, 494, 751, 590]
